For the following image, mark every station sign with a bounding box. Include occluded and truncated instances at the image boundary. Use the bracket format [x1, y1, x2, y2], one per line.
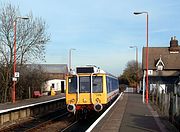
[144, 70, 153, 75]
[15, 72, 20, 78]
[12, 77, 17, 81]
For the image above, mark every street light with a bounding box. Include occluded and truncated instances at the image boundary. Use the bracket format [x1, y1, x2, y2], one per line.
[12, 16, 29, 103]
[69, 48, 76, 72]
[134, 11, 149, 104]
[129, 46, 138, 92]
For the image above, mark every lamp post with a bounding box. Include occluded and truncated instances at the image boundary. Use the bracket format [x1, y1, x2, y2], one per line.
[12, 16, 29, 103]
[69, 48, 76, 72]
[129, 46, 138, 92]
[134, 11, 149, 104]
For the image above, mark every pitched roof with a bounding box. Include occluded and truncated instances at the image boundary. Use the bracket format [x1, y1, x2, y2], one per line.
[27, 64, 68, 74]
[142, 47, 180, 70]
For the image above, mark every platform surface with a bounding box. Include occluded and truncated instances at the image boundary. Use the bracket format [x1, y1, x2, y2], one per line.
[92, 93, 171, 132]
[0, 93, 65, 111]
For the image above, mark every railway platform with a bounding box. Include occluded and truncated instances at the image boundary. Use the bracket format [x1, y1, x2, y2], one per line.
[91, 93, 178, 132]
[0, 93, 65, 127]
[0, 93, 65, 111]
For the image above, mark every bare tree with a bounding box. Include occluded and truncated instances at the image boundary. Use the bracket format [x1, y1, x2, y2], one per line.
[0, 3, 50, 102]
[16, 65, 49, 100]
[119, 60, 142, 88]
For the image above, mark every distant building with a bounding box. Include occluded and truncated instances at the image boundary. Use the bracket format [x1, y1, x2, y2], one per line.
[39, 64, 68, 80]
[41, 64, 68, 93]
[28, 64, 68, 93]
[142, 36, 180, 93]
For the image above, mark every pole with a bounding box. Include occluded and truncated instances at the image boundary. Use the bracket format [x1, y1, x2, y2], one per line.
[69, 48, 76, 72]
[143, 72, 145, 103]
[29, 87, 31, 99]
[12, 17, 29, 103]
[69, 49, 71, 71]
[130, 46, 138, 92]
[146, 13, 149, 104]
[12, 20, 17, 103]
[136, 47, 138, 92]
[133, 11, 149, 103]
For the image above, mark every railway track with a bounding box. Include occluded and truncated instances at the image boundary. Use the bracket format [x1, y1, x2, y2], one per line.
[1, 106, 105, 132]
[61, 110, 105, 132]
[1, 108, 74, 132]
[1, 95, 120, 132]
[61, 94, 121, 132]
[61, 120, 79, 132]
[25, 111, 70, 132]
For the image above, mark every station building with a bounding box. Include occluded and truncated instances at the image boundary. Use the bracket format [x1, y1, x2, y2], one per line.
[142, 36, 180, 94]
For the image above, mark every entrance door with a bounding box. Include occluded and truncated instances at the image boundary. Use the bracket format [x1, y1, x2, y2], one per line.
[61, 81, 65, 93]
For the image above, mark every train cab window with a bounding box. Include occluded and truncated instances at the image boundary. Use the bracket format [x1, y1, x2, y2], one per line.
[68, 77, 77, 93]
[92, 76, 103, 93]
[80, 76, 90, 93]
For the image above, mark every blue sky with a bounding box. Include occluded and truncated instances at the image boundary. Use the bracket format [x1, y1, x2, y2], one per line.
[2, 0, 180, 76]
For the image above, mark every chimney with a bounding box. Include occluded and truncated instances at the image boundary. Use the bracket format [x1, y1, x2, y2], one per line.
[170, 36, 178, 47]
[169, 36, 179, 53]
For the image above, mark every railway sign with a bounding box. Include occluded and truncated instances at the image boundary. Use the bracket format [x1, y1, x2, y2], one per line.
[12, 77, 17, 81]
[15, 72, 20, 78]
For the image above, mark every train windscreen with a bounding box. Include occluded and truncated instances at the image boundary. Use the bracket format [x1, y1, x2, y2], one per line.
[92, 76, 103, 93]
[69, 76, 103, 93]
[80, 76, 91, 93]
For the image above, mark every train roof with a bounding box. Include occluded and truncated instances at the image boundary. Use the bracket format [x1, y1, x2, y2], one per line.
[69, 65, 118, 78]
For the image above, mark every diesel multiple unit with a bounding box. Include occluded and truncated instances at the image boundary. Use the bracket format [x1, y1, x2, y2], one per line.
[66, 66, 119, 116]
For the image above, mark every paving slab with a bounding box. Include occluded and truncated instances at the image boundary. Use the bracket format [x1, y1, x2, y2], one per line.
[92, 93, 172, 132]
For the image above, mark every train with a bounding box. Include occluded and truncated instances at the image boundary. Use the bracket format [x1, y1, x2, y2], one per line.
[66, 65, 119, 117]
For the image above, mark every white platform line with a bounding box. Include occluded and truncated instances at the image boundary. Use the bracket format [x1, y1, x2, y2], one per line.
[0, 97, 65, 114]
[86, 92, 123, 132]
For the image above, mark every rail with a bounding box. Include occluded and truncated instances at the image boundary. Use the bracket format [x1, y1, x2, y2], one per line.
[0, 96, 66, 128]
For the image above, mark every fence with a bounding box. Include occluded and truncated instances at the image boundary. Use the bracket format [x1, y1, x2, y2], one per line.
[151, 90, 180, 130]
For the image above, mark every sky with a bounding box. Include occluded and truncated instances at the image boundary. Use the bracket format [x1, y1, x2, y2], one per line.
[1, 0, 180, 76]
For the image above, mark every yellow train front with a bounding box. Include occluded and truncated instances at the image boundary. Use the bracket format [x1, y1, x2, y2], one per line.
[66, 66, 119, 116]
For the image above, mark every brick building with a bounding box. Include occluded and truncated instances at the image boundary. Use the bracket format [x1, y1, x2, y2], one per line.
[142, 36, 180, 93]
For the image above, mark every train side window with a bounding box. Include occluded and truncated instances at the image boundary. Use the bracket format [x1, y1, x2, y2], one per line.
[68, 77, 77, 93]
[109, 77, 113, 92]
[106, 76, 118, 93]
[106, 76, 110, 93]
[93, 76, 103, 93]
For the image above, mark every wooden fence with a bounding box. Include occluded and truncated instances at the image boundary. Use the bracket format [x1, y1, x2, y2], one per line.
[151, 91, 180, 130]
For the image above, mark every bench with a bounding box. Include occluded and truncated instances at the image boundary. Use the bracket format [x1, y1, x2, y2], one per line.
[33, 91, 42, 98]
